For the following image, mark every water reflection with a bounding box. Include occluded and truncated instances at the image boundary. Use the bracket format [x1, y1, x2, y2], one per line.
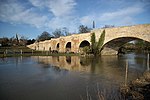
[32, 53, 147, 83]
[30, 54, 148, 100]
[66, 56, 71, 64]
[0, 53, 148, 100]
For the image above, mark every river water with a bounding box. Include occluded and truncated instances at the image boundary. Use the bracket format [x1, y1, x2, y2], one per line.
[0, 53, 148, 100]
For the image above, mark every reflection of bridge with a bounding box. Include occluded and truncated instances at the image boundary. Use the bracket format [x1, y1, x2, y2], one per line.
[32, 56, 143, 82]
[32, 56, 91, 72]
[32, 56, 121, 74]
[28, 24, 150, 55]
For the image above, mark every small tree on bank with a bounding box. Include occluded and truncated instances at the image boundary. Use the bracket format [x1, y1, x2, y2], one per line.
[91, 32, 96, 53]
[90, 30, 105, 56]
[97, 30, 105, 52]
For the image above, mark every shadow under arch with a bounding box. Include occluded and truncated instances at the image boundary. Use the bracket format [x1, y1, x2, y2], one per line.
[65, 42, 71, 52]
[79, 40, 90, 53]
[56, 43, 59, 52]
[101, 37, 150, 54]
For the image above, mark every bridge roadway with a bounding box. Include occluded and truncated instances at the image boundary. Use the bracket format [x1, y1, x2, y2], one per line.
[27, 24, 150, 55]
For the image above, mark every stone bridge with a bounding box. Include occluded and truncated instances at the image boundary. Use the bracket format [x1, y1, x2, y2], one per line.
[27, 24, 150, 55]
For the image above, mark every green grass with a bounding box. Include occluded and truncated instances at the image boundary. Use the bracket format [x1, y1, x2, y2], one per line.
[0, 46, 80, 58]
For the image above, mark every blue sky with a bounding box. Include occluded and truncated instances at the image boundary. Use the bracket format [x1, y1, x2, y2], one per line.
[0, 0, 150, 39]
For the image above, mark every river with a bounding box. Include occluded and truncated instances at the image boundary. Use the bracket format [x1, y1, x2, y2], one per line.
[0, 53, 148, 100]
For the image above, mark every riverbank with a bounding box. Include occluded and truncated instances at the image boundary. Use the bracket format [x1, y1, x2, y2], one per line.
[120, 71, 150, 99]
[1, 46, 149, 58]
[0, 46, 79, 57]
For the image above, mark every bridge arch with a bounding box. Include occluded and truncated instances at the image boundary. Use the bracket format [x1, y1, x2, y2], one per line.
[104, 36, 150, 46]
[102, 36, 150, 55]
[65, 42, 71, 52]
[79, 40, 90, 47]
[56, 43, 59, 51]
[79, 40, 90, 53]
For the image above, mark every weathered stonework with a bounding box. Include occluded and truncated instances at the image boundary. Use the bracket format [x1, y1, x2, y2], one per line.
[27, 24, 150, 55]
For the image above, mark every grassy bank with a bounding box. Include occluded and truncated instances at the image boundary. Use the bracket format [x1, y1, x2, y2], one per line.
[0, 46, 79, 57]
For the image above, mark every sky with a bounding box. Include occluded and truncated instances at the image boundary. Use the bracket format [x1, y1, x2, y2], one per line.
[0, 0, 150, 39]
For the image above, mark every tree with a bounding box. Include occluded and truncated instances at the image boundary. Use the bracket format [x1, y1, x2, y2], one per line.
[0, 37, 9, 46]
[78, 25, 91, 33]
[62, 27, 71, 36]
[52, 29, 64, 38]
[91, 32, 96, 53]
[102, 25, 115, 28]
[97, 30, 105, 52]
[19, 36, 28, 46]
[27, 39, 35, 45]
[37, 31, 52, 41]
[9, 36, 15, 46]
[16, 34, 19, 45]
[93, 21, 95, 29]
[90, 30, 105, 56]
[9, 36, 19, 46]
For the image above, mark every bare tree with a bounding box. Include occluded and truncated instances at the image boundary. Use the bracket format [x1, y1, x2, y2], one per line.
[19, 36, 28, 46]
[37, 31, 52, 41]
[102, 25, 115, 28]
[52, 29, 64, 38]
[78, 25, 91, 33]
[62, 27, 71, 36]
[0, 37, 9, 46]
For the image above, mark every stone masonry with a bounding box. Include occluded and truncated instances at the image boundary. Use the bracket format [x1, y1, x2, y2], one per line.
[27, 24, 150, 55]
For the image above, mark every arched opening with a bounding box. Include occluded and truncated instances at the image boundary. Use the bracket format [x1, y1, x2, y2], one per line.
[102, 37, 150, 55]
[79, 40, 90, 53]
[79, 40, 90, 47]
[66, 42, 71, 53]
[56, 43, 59, 52]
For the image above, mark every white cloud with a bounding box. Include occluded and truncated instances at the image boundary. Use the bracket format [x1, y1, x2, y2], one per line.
[120, 16, 134, 25]
[99, 6, 143, 21]
[48, 15, 79, 31]
[1, 0, 146, 34]
[80, 15, 94, 26]
[80, 5, 144, 27]
[0, 0, 78, 32]
[46, 0, 78, 32]
[0, 1, 23, 22]
[0, 0, 48, 28]
[29, 0, 76, 17]
[48, 0, 76, 17]
[28, 0, 45, 8]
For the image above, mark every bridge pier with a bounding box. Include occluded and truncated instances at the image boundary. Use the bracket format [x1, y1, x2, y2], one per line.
[101, 47, 118, 55]
[59, 38, 66, 52]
